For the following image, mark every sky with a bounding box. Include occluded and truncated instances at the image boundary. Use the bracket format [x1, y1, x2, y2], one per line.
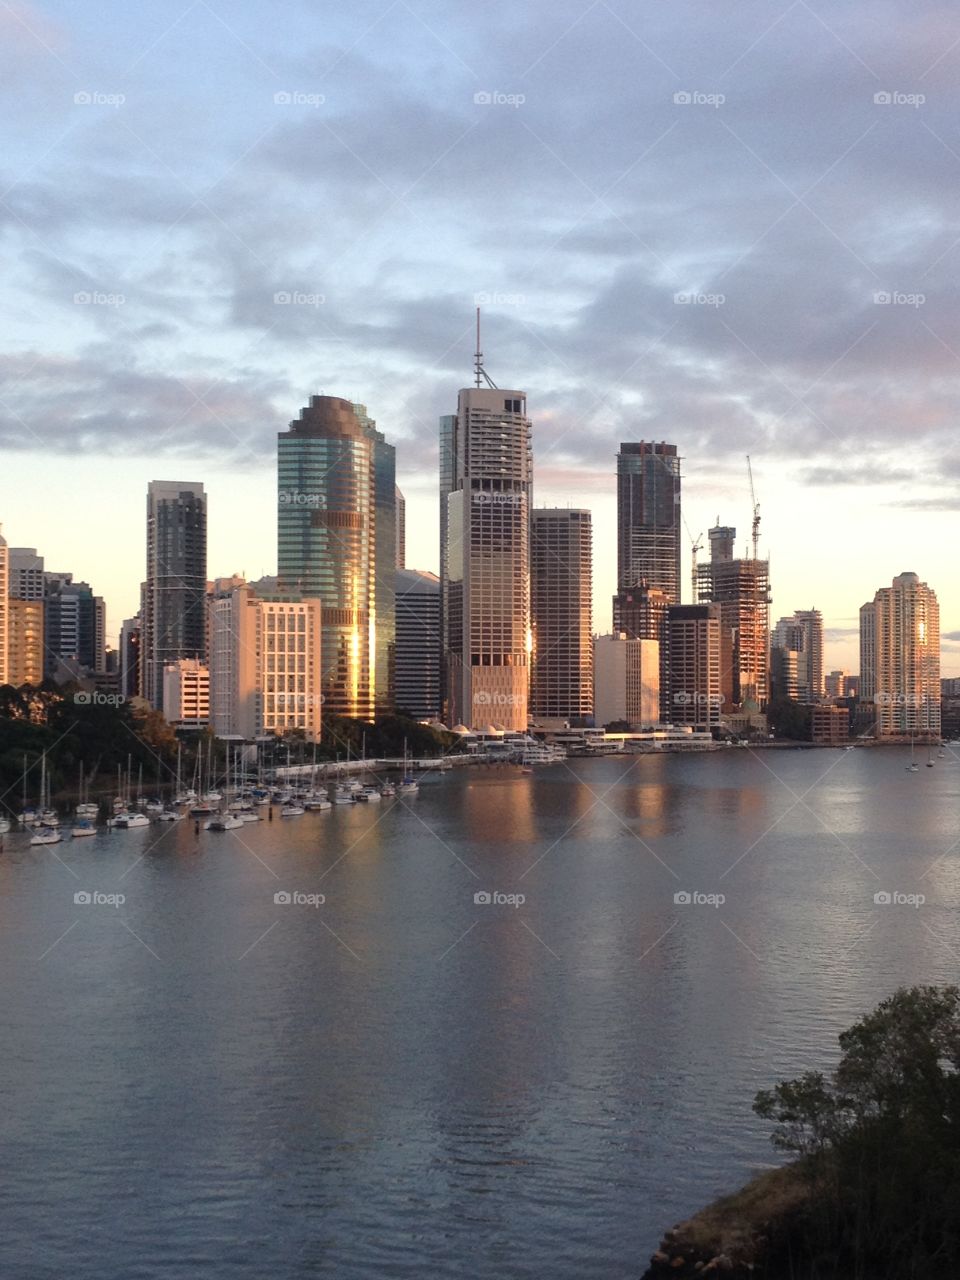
[1, 0, 959, 674]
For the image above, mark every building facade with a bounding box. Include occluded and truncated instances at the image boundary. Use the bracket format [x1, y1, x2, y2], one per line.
[696, 523, 770, 710]
[8, 547, 44, 601]
[142, 481, 207, 707]
[395, 569, 441, 721]
[530, 508, 592, 726]
[771, 609, 823, 703]
[0, 526, 7, 686]
[162, 658, 210, 728]
[861, 572, 940, 737]
[278, 396, 394, 721]
[396, 486, 406, 569]
[667, 604, 722, 731]
[616, 442, 681, 601]
[593, 634, 660, 728]
[7, 598, 44, 686]
[43, 574, 105, 678]
[440, 386, 532, 731]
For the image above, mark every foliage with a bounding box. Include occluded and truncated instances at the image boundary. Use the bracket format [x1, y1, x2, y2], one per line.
[765, 696, 812, 740]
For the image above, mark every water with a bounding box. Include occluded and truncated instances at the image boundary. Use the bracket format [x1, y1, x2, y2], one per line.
[1, 748, 958, 1279]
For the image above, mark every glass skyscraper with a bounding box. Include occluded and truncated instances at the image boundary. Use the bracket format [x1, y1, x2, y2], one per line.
[616, 442, 681, 600]
[142, 481, 207, 707]
[277, 395, 395, 721]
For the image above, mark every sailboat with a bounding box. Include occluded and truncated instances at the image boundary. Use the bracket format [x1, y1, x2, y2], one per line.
[907, 736, 919, 772]
[397, 738, 419, 795]
[926, 743, 935, 768]
[31, 756, 62, 844]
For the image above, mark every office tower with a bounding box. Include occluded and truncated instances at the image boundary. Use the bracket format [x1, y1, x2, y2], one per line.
[8, 598, 44, 686]
[142, 481, 207, 707]
[396, 486, 406, 569]
[120, 618, 141, 701]
[278, 396, 394, 721]
[593, 634, 659, 728]
[861, 572, 940, 737]
[208, 577, 323, 742]
[162, 658, 210, 728]
[612, 582, 670, 720]
[771, 610, 823, 702]
[0, 525, 7, 686]
[440, 383, 533, 731]
[530, 509, 593, 726]
[8, 548, 44, 601]
[696, 523, 771, 710]
[616, 442, 681, 600]
[770, 645, 799, 702]
[825, 669, 847, 699]
[395, 569, 441, 721]
[811, 704, 850, 745]
[43, 574, 105, 677]
[667, 604, 722, 731]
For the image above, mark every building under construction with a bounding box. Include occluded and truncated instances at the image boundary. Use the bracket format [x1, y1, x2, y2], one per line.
[696, 524, 771, 711]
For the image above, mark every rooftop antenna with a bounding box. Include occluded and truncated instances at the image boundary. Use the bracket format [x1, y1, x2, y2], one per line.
[473, 306, 498, 389]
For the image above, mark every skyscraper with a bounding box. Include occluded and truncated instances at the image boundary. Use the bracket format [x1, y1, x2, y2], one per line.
[667, 604, 722, 731]
[616, 442, 681, 600]
[440, 384, 532, 731]
[696, 523, 771, 710]
[530, 508, 593, 725]
[861, 572, 940, 737]
[142, 481, 207, 707]
[395, 486, 406, 569]
[278, 395, 393, 721]
[771, 609, 823, 703]
[8, 599, 44, 686]
[612, 582, 671, 721]
[395, 569, 441, 721]
[43, 574, 106, 678]
[8, 548, 44, 601]
[0, 526, 8, 686]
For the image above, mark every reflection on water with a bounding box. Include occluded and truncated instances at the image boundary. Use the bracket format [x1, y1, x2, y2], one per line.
[0, 748, 958, 1277]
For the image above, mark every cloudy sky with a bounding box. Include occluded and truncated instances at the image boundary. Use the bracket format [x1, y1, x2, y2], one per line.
[1, 0, 958, 673]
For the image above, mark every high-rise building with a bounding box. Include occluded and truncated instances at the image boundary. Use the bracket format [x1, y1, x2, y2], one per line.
[825, 669, 847, 699]
[696, 524, 770, 710]
[207, 576, 323, 741]
[771, 610, 823, 703]
[7, 598, 44, 686]
[530, 508, 592, 726]
[162, 658, 210, 728]
[8, 548, 44, 601]
[142, 481, 207, 707]
[395, 569, 441, 721]
[861, 572, 940, 737]
[440, 384, 532, 731]
[395, 486, 406, 569]
[0, 525, 8, 686]
[667, 604, 722, 731]
[278, 396, 394, 721]
[120, 617, 141, 701]
[612, 582, 671, 720]
[593, 634, 659, 728]
[43, 574, 105, 678]
[616, 442, 681, 600]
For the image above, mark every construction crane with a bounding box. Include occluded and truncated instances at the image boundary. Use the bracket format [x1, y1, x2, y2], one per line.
[746, 454, 760, 561]
[682, 516, 703, 604]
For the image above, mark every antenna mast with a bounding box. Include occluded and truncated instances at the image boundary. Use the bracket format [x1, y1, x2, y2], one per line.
[473, 306, 498, 389]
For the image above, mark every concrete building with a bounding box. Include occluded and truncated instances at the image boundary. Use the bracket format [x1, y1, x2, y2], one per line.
[440, 383, 532, 731]
[207, 578, 323, 742]
[771, 609, 823, 702]
[530, 509, 592, 726]
[396, 485, 406, 569]
[0, 525, 7, 686]
[395, 569, 441, 721]
[612, 582, 671, 721]
[616, 442, 681, 601]
[667, 604, 722, 731]
[43, 574, 105, 677]
[8, 547, 44, 601]
[162, 658, 210, 728]
[825, 669, 846, 699]
[811, 704, 850, 745]
[7, 598, 44, 686]
[278, 396, 394, 720]
[143, 481, 207, 707]
[696, 524, 770, 710]
[593, 633, 659, 728]
[860, 572, 940, 738]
